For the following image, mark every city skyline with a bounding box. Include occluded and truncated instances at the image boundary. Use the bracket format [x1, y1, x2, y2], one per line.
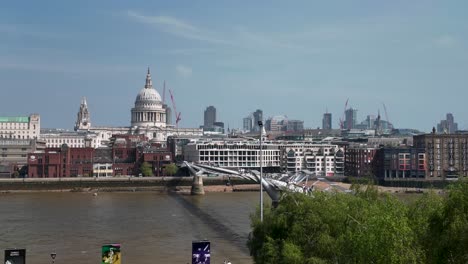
[1, 1, 467, 131]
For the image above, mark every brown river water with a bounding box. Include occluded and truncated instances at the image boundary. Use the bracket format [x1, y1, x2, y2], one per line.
[0, 192, 261, 263]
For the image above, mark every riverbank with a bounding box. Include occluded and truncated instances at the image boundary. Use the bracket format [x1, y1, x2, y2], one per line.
[0, 176, 259, 193]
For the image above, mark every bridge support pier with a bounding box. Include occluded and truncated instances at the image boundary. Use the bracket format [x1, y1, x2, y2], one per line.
[191, 175, 205, 195]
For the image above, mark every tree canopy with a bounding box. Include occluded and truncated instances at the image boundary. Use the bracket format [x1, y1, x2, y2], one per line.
[248, 181, 468, 264]
[163, 163, 178, 176]
[140, 162, 153, 177]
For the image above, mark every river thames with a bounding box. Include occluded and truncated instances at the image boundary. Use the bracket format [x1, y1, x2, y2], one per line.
[0, 192, 260, 263]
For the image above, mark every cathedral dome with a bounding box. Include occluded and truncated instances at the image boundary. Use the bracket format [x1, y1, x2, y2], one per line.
[134, 68, 162, 108]
[131, 67, 167, 129]
[136, 87, 162, 103]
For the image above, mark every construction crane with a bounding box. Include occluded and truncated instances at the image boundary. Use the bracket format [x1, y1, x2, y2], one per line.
[339, 98, 349, 129]
[169, 89, 181, 128]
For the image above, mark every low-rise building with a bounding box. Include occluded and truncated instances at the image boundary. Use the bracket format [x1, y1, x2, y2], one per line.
[183, 139, 344, 175]
[183, 139, 281, 172]
[345, 145, 378, 177]
[0, 138, 45, 177]
[282, 143, 344, 176]
[373, 147, 426, 179]
[413, 133, 468, 180]
[0, 114, 40, 140]
[40, 129, 102, 148]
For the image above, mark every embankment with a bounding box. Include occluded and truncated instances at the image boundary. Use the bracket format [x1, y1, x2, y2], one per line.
[0, 176, 258, 193]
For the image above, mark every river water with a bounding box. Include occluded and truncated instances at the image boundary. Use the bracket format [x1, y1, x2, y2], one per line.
[0, 192, 261, 263]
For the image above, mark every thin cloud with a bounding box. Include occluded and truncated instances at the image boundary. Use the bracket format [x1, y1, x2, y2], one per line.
[0, 24, 71, 39]
[176, 65, 192, 77]
[434, 35, 458, 47]
[127, 11, 227, 44]
[0, 58, 139, 74]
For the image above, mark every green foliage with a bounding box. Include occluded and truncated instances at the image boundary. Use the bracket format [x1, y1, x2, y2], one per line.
[140, 162, 153, 176]
[425, 180, 468, 263]
[163, 163, 178, 176]
[11, 171, 19, 178]
[248, 181, 468, 264]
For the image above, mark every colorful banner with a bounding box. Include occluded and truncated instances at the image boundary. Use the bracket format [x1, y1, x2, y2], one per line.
[192, 240, 210, 264]
[102, 244, 121, 264]
[4, 249, 26, 264]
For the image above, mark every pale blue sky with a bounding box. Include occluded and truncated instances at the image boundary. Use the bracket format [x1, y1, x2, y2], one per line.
[0, 1, 467, 131]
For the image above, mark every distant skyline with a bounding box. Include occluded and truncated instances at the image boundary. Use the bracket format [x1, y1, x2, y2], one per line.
[1, 1, 467, 132]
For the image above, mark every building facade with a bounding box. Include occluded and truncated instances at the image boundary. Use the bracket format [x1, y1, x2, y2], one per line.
[0, 114, 40, 140]
[344, 108, 357, 130]
[0, 138, 45, 177]
[28, 145, 95, 178]
[373, 147, 426, 179]
[203, 106, 216, 130]
[437, 113, 458, 134]
[287, 120, 304, 132]
[345, 146, 378, 177]
[183, 140, 281, 171]
[28, 134, 173, 177]
[282, 143, 344, 176]
[40, 130, 100, 148]
[413, 133, 468, 180]
[243, 115, 253, 132]
[252, 109, 263, 132]
[322, 113, 332, 130]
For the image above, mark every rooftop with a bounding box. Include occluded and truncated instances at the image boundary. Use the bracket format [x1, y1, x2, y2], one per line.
[0, 116, 29, 123]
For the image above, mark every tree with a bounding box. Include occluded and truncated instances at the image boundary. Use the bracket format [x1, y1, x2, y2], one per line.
[425, 180, 468, 263]
[248, 181, 468, 264]
[163, 163, 178, 176]
[140, 162, 153, 176]
[248, 186, 422, 264]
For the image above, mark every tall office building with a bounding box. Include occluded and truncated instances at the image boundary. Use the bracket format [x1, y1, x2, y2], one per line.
[203, 106, 216, 130]
[243, 115, 253, 132]
[437, 113, 458, 134]
[322, 113, 332, 130]
[252, 109, 263, 132]
[344, 108, 357, 130]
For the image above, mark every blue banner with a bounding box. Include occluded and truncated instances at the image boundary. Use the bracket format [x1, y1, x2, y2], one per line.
[192, 240, 210, 264]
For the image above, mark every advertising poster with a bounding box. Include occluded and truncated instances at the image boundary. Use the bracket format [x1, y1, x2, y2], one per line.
[101, 244, 121, 264]
[192, 240, 210, 264]
[4, 249, 26, 264]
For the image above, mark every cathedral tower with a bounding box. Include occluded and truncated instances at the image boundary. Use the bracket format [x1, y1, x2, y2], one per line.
[75, 97, 91, 131]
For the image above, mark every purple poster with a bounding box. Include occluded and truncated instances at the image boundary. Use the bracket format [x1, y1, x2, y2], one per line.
[192, 240, 210, 264]
[4, 249, 26, 264]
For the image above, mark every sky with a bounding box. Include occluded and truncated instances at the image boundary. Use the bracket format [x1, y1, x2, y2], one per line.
[0, 0, 467, 132]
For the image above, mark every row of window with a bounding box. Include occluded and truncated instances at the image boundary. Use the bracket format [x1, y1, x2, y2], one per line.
[0, 134, 32, 139]
[0, 123, 30, 129]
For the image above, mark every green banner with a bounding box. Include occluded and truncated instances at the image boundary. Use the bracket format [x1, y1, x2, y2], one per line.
[102, 244, 121, 264]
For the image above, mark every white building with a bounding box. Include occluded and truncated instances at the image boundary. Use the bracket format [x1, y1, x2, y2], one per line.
[183, 139, 344, 175]
[0, 114, 40, 140]
[184, 139, 281, 170]
[282, 143, 344, 176]
[74, 68, 202, 145]
[40, 129, 102, 148]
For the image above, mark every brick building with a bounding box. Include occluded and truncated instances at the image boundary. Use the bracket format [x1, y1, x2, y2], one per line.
[27, 134, 173, 177]
[344, 146, 378, 177]
[28, 145, 94, 178]
[413, 133, 468, 180]
[373, 147, 426, 179]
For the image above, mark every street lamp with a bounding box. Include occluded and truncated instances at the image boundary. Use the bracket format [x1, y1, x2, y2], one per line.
[258, 121, 264, 222]
[50, 252, 57, 264]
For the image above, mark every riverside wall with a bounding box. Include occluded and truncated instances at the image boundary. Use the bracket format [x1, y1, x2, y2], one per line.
[0, 176, 257, 192]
